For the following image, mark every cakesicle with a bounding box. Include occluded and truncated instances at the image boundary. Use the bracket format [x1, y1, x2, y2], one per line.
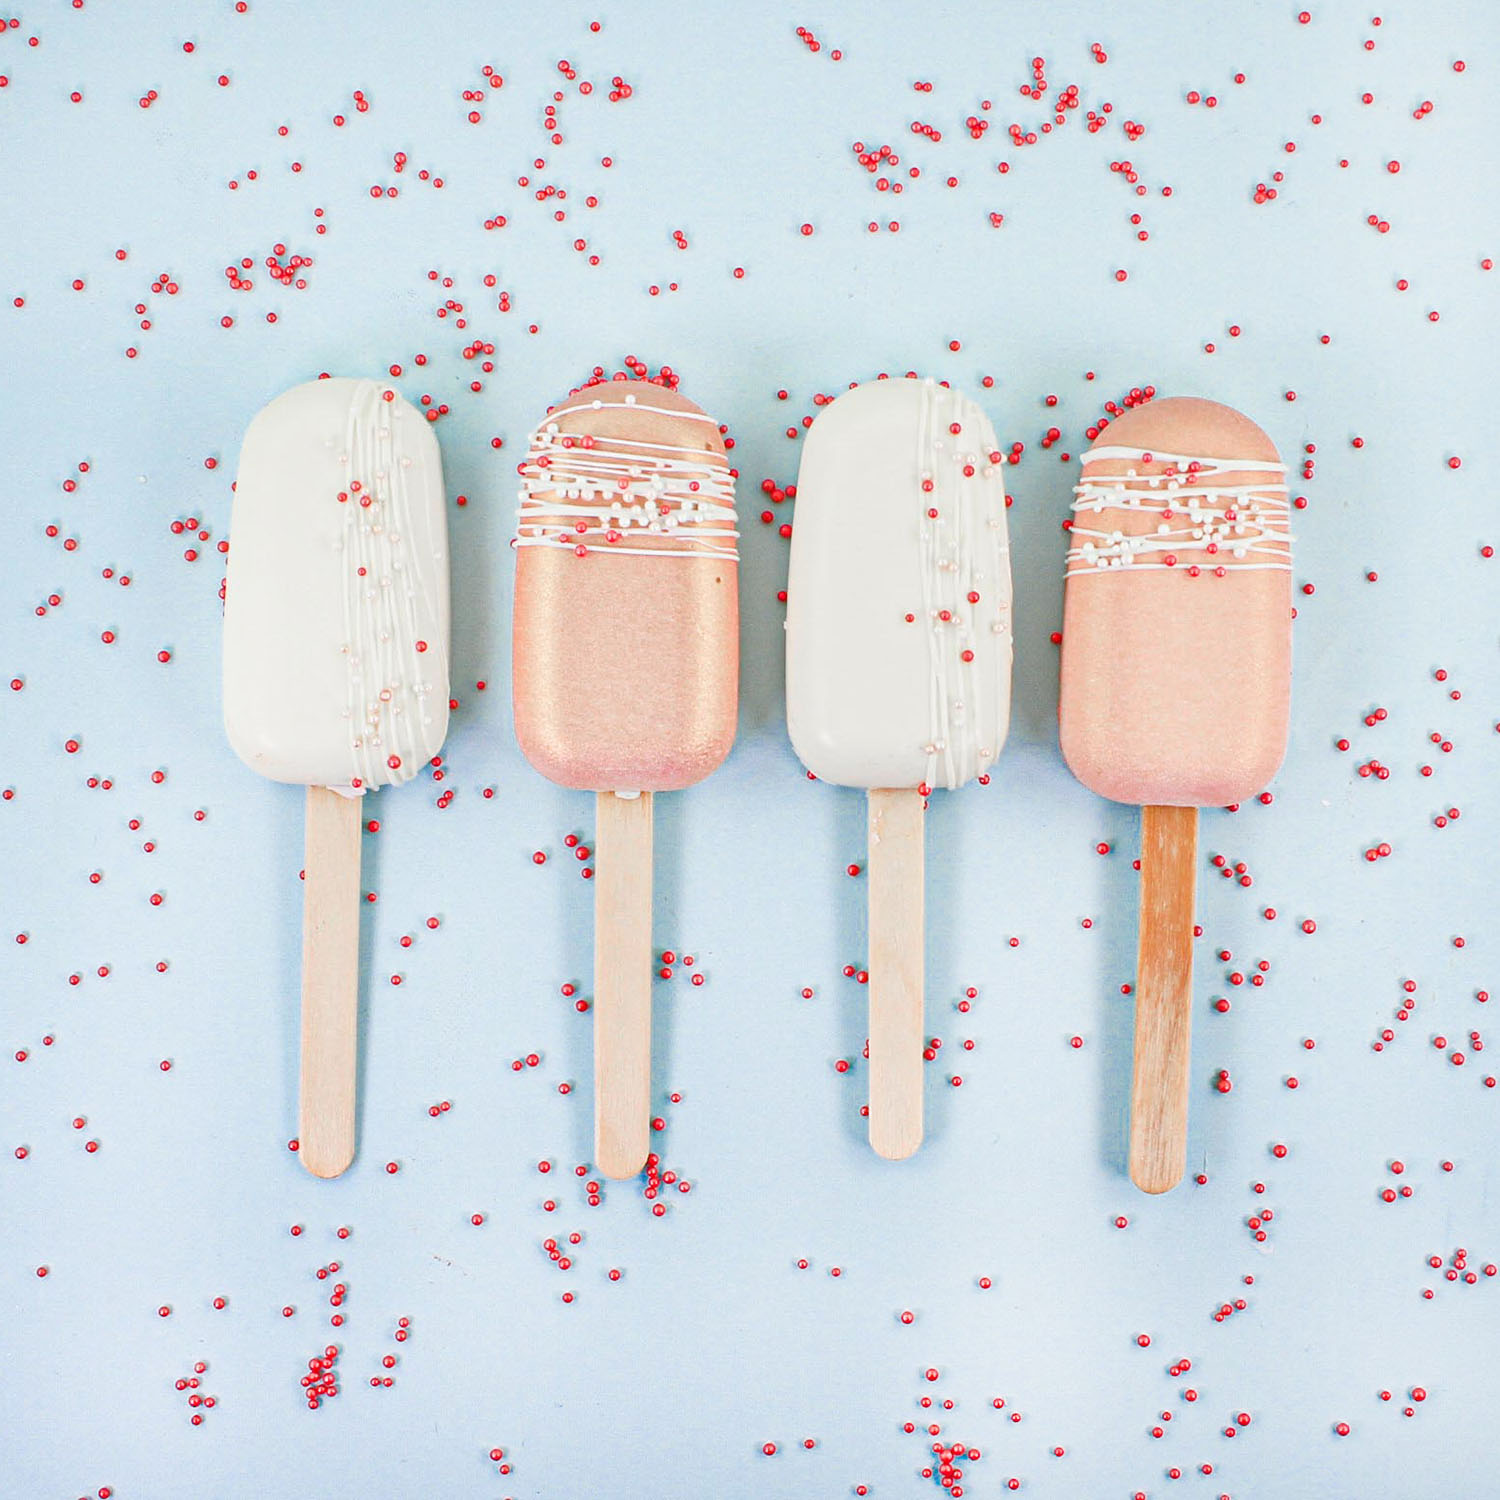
[786, 376, 1013, 1158]
[224, 375, 449, 1177]
[512, 375, 737, 1178]
[1058, 394, 1292, 1191]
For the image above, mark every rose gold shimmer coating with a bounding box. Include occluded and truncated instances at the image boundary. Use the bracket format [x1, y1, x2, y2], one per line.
[512, 380, 738, 792]
[1058, 397, 1291, 808]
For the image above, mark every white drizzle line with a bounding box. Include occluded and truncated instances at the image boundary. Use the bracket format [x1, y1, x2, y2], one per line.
[514, 392, 738, 561]
[335, 381, 446, 793]
[546, 396, 722, 427]
[1066, 444, 1293, 576]
[914, 380, 1013, 791]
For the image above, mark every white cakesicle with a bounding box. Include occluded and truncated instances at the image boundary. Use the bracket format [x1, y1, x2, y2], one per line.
[785, 376, 1012, 1162]
[786, 377, 1012, 791]
[223, 377, 450, 793]
[222, 376, 449, 1179]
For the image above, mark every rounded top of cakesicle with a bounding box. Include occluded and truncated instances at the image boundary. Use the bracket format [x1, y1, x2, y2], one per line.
[1093, 395, 1281, 468]
[786, 376, 1013, 791]
[223, 376, 450, 794]
[1058, 394, 1292, 808]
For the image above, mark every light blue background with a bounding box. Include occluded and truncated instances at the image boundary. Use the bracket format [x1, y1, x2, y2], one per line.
[2, 3, 1497, 1497]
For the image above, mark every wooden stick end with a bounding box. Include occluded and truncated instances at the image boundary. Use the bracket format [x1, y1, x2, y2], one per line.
[869, 1117, 923, 1162]
[298, 1135, 355, 1180]
[1129, 1144, 1184, 1194]
[595, 1126, 647, 1182]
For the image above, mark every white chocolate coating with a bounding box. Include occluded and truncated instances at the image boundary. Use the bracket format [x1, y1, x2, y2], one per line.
[785, 378, 1012, 791]
[222, 377, 450, 793]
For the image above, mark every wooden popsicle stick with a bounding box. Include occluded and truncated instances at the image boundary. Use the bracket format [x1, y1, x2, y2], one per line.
[1129, 803, 1199, 1194]
[867, 787, 926, 1161]
[594, 790, 654, 1180]
[299, 785, 363, 1179]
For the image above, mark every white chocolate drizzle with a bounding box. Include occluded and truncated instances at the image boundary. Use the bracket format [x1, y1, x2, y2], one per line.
[913, 379, 1012, 790]
[335, 381, 446, 792]
[514, 392, 738, 560]
[1066, 444, 1292, 576]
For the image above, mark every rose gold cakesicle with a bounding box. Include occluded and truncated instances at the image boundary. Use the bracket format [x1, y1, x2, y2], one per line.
[512, 376, 738, 1179]
[1058, 396, 1292, 1193]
